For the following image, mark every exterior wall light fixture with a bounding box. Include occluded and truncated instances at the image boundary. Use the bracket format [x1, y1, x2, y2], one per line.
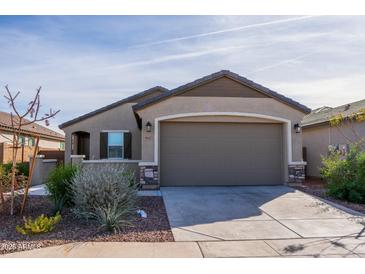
[146, 121, 152, 132]
[294, 123, 301, 133]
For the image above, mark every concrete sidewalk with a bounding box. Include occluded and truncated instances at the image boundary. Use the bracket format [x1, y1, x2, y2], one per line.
[2, 237, 365, 258]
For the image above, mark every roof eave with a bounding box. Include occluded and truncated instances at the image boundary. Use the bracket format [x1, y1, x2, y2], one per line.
[59, 86, 168, 129]
[133, 70, 311, 114]
[0, 125, 65, 141]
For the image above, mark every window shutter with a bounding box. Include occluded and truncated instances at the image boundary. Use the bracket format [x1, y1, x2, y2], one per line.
[100, 132, 108, 159]
[124, 132, 132, 159]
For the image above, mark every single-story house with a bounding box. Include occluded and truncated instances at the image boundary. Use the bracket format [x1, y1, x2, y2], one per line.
[59, 70, 310, 189]
[0, 111, 65, 164]
[302, 99, 365, 178]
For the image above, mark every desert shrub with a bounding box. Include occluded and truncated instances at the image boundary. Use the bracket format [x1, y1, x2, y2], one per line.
[122, 168, 138, 188]
[71, 165, 137, 232]
[321, 144, 365, 203]
[90, 202, 135, 233]
[16, 212, 61, 236]
[45, 164, 78, 213]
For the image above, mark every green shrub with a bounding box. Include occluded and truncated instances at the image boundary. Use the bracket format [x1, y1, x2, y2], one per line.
[0, 164, 4, 176]
[0, 162, 29, 176]
[17, 162, 29, 177]
[45, 164, 78, 213]
[0, 172, 11, 193]
[16, 212, 62, 236]
[71, 165, 137, 232]
[1, 163, 12, 175]
[321, 144, 365, 203]
[0, 164, 27, 192]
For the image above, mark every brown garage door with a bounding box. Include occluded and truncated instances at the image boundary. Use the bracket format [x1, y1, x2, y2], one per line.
[160, 122, 283, 186]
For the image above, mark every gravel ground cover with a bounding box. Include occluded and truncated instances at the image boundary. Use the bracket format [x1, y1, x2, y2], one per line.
[295, 178, 365, 214]
[0, 195, 173, 254]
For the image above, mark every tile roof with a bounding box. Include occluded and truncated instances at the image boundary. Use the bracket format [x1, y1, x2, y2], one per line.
[0, 111, 64, 140]
[132, 70, 311, 114]
[58, 86, 168, 129]
[302, 99, 365, 127]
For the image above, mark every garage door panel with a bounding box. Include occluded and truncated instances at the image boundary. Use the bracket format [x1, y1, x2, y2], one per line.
[160, 122, 283, 186]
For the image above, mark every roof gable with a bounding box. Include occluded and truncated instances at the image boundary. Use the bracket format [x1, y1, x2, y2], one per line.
[133, 70, 311, 114]
[59, 86, 168, 129]
[178, 76, 269, 98]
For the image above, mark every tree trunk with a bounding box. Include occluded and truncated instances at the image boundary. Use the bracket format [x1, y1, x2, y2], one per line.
[20, 136, 40, 215]
[10, 133, 19, 216]
[0, 185, 4, 205]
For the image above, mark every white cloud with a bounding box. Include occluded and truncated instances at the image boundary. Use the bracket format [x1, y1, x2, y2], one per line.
[132, 16, 318, 47]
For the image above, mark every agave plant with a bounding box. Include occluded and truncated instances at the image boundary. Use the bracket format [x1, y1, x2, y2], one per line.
[71, 165, 137, 232]
[91, 202, 135, 233]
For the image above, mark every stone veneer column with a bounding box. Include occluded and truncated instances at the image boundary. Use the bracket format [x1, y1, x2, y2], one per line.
[288, 163, 306, 185]
[139, 164, 159, 190]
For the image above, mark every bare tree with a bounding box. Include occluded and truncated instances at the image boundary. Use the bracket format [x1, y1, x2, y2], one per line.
[3, 86, 59, 215]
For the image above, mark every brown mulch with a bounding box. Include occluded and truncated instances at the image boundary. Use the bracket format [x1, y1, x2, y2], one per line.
[0, 195, 174, 254]
[294, 178, 365, 214]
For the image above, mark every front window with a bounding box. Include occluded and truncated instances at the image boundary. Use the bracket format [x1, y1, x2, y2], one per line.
[107, 132, 124, 159]
[19, 136, 25, 146]
[28, 137, 35, 146]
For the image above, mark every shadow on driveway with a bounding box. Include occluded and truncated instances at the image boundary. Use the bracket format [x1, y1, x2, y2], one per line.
[161, 186, 365, 242]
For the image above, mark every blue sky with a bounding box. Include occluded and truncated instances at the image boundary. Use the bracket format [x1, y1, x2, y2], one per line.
[1, 16, 365, 132]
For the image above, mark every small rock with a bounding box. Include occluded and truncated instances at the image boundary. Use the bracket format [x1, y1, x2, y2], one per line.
[137, 209, 147, 218]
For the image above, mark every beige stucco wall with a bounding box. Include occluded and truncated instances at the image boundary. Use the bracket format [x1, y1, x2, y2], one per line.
[136, 97, 306, 165]
[62, 103, 141, 163]
[31, 157, 58, 186]
[303, 121, 365, 177]
[38, 138, 63, 149]
[168, 115, 282, 123]
[0, 132, 13, 143]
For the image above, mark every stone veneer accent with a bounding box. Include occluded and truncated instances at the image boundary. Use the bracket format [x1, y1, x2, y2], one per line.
[288, 164, 306, 184]
[139, 165, 159, 189]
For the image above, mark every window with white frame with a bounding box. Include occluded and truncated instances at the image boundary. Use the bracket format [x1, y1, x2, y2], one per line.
[107, 132, 124, 159]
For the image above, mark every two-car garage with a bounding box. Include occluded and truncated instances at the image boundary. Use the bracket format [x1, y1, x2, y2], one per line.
[160, 121, 284, 186]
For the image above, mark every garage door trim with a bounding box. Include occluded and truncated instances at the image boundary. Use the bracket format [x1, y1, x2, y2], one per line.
[147, 112, 293, 167]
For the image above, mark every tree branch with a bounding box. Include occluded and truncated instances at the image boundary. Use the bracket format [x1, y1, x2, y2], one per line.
[21, 86, 41, 119]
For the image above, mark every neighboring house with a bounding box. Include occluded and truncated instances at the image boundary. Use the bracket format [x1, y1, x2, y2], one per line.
[0, 111, 65, 163]
[59, 70, 310, 188]
[302, 99, 365, 178]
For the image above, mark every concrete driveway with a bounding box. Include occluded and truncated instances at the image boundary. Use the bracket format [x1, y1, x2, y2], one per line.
[161, 186, 365, 256]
